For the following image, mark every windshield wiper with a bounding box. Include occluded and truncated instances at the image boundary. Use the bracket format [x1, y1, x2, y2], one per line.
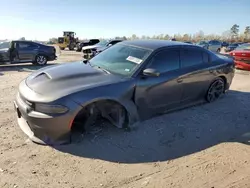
[83, 59, 93, 67]
[93, 65, 110, 74]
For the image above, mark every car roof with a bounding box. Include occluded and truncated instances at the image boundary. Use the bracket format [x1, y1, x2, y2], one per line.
[121, 39, 190, 50]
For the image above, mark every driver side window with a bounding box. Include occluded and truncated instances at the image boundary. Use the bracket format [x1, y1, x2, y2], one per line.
[147, 49, 180, 73]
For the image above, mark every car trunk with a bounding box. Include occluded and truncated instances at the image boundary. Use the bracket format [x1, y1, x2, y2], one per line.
[230, 50, 250, 64]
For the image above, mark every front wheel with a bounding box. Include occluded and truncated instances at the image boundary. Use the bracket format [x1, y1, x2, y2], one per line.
[206, 78, 225, 103]
[34, 55, 47, 65]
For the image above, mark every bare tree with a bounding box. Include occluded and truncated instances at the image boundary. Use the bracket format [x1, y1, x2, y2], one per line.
[230, 24, 239, 41]
[244, 26, 250, 41]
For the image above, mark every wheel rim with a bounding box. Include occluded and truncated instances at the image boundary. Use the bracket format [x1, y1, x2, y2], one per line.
[37, 56, 46, 65]
[207, 80, 224, 102]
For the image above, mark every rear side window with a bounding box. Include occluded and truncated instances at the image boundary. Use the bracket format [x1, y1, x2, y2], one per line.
[202, 52, 209, 63]
[19, 42, 38, 49]
[148, 49, 180, 73]
[180, 49, 203, 68]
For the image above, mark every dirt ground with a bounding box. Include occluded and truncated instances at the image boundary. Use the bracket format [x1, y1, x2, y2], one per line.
[0, 50, 250, 188]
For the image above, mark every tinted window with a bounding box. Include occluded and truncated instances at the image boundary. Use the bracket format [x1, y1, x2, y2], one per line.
[19, 42, 38, 49]
[180, 49, 203, 68]
[209, 40, 221, 45]
[202, 52, 209, 63]
[148, 50, 180, 73]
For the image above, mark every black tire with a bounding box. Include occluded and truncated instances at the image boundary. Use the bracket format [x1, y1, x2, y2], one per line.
[69, 43, 75, 51]
[206, 78, 225, 103]
[34, 55, 47, 66]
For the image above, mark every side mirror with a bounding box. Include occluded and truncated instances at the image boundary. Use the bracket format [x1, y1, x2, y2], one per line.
[142, 68, 160, 77]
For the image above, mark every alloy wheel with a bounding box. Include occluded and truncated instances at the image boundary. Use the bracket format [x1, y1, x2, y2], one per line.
[206, 79, 225, 102]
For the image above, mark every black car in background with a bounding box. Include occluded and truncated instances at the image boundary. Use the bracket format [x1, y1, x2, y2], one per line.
[0, 40, 56, 65]
[82, 39, 123, 59]
[221, 41, 229, 47]
[76, 39, 100, 52]
[196, 41, 209, 49]
[225, 43, 241, 52]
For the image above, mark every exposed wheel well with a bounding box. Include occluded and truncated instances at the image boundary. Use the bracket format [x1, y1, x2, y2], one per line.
[71, 99, 129, 133]
[218, 76, 227, 91]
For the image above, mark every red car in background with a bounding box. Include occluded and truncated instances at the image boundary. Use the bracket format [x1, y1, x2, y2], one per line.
[229, 43, 250, 71]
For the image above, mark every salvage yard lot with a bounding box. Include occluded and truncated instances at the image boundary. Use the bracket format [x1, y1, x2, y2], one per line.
[1, 50, 250, 188]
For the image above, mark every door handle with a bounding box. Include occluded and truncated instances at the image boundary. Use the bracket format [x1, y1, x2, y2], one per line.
[177, 78, 183, 83]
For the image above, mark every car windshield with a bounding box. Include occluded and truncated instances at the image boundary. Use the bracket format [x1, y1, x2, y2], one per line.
[89, 43, 152, 76]
[235, 43, 250, 51]
[0, 42, 10, 49]
[96, 40, 109, 47]
[197, 41, 207, 45]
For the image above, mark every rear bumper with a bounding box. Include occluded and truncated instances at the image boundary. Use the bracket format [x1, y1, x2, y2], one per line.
[235, 61, 250, 71]
[48, 54, 57, 61]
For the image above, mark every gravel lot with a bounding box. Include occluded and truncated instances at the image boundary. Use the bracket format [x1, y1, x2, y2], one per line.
[0, 50, 250, 188]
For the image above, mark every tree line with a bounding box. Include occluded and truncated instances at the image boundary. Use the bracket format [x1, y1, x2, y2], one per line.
[48, 24, 250, 44]
[115, 24, 250, 43]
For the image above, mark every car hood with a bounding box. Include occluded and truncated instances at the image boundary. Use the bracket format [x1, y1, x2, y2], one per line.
[25, 62, 123, 101]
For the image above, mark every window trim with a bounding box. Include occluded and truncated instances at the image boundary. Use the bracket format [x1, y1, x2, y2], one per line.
[18, 42, 38, 49]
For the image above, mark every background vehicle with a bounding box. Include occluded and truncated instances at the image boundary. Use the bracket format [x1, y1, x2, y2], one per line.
[225, 42, 241, 52]
[57, 31, 79, 50]
[183, 41, 193, 44]
[196, 41, 209, 49]
[221, 41, 229, 47]
[229, 43, 250, 71]
[76, 39, 100, 52]
[0, 40, 56, 65]
[207, 40, 222, 52]
[14, 40, 235, 145]
[82, 39, 123, 59]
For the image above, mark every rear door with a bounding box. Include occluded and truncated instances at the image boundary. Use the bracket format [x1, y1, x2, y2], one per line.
[17, 42, 39, 61]
[178, 47, 214, 103]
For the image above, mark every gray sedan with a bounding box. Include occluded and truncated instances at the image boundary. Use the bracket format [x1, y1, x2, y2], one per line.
[14, 40, 235, 145]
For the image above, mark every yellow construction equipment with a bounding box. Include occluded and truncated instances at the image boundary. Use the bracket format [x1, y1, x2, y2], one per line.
[57, 31, 79, 50]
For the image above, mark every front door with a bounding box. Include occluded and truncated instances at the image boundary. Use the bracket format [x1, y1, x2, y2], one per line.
[134, 48, 183, 119]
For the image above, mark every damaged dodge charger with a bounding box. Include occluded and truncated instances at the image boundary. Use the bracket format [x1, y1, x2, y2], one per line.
[14, 40, 235, 145]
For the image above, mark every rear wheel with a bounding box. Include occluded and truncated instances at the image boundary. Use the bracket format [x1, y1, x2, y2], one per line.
[206, 78, 225, 102]
[34, 55, 47, 65]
